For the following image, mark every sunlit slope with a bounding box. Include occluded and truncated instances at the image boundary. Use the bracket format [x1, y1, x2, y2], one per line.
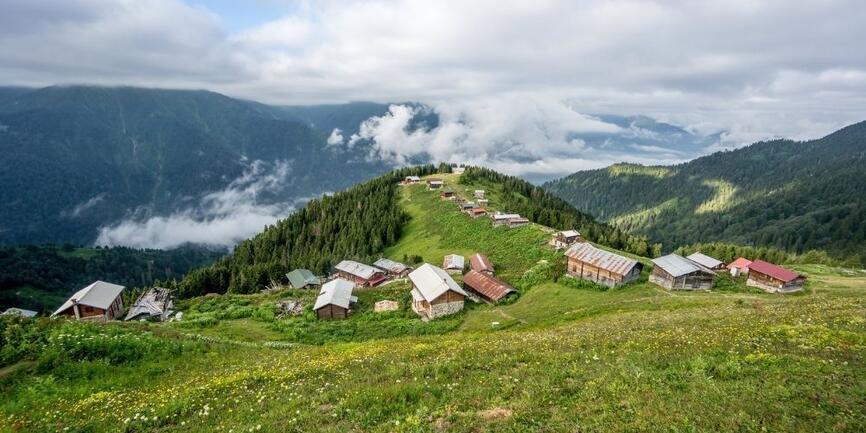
[3, 171, 866, 432]
[544, 121, 866, 264]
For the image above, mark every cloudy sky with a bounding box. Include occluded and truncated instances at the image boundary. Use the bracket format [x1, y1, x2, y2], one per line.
[3, 0, 866, 155]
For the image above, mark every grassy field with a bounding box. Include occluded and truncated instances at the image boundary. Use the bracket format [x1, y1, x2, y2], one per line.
[2, 173, 865, 432]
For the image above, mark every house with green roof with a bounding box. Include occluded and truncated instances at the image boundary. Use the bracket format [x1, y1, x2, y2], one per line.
[286, 269, 321, 289]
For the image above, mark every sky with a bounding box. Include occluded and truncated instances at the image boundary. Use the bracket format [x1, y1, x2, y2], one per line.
[2, 0, 866, 162]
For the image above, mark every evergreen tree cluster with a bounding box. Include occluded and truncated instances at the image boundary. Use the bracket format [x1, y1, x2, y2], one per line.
[0, 245, 222, 312]
[176, 165, 441, 298]
[460, 167, 660, 257]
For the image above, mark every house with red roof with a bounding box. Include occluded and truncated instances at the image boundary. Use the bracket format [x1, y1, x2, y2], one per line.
[727, 257, 752, 277]
[746, 260, 806, 293]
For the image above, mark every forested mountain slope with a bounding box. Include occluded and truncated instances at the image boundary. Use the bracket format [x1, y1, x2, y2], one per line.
[176, 165, 654, 297]
[0, 86, 394, 245]
[544, 121, 866, 265]
[0, 245, 221, 313]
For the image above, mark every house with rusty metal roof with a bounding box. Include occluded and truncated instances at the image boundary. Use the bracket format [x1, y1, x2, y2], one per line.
[746, 260, 806, 293]
[650, 254, 716, 290]
[469, 253, 494, 275]
[564, 243, 642, 287]
[463, 271, 516, 303]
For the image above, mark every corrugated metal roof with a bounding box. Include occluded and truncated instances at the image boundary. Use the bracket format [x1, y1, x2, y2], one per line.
[125, 287, 173, 321]
[748, 260, 802, 283]
[559, 230, 581, 238]
[463, 271, 515, 301]
[286, 269, 320, 288]
[409, 263, 466, 301]
[652, 254, 715, 278]
[686, 252, 724, 269]
[564, 243, 641, 276]
[727, 257, 753, 270]
[2, 308, 37, 318]
[52, 281, 125, 317]
[335, 260, 381, 279]
[469, 253, 494, 273]
[373, 258, 409, 274]
[492, 213, 521, 221]
[314, 278, 356, 310]
[443, 254, 465, 270]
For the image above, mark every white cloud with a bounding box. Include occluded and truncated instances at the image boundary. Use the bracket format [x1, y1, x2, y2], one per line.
[64, 194, 105, 218]
[326, 128, 344, 145]
[2, 0, 866, 165]
[95, 160, 303, 249]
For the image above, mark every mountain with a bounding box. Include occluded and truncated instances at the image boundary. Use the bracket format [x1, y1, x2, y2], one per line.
[0, 86, 396, 246]
[175, 165, 654, 297]
[543, 121, 866, 265]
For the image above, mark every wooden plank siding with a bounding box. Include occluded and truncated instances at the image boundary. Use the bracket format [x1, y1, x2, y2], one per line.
[566, 257, 640, 287]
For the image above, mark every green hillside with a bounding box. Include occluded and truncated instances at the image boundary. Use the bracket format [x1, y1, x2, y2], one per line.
[2, 169, 865, 432]
[543, 121, 866, 265]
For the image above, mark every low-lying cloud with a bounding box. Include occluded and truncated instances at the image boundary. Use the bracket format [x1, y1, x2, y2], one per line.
[96, 160, 303, 249]
[345, 95, 706, 180]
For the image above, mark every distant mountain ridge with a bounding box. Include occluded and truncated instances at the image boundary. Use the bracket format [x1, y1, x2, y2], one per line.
[0, 86, 397, 245]
[543, 121, 866, 265]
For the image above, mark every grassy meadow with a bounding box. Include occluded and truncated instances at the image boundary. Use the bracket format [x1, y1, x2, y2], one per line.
[2, 173, 865, 432]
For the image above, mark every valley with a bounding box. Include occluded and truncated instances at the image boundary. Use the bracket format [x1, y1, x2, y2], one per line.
[2, 169, 865, 432]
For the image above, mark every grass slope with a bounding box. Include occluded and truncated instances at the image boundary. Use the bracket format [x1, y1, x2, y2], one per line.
[2, 173, 865, 432]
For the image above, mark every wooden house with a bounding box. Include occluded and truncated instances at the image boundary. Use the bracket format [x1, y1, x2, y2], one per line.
[403, 175, 421, 185]
[409, 264, 466, 320]
[746, 260, 806, 293]
[564, 243, 642, 288]
[286, 269, 321, 289]
[727, 257, 752, 277]
[492, 213, 520, 226]
[463, 270, 515, 303]
[506, 217, 530, 228]
[52, 281, 125, 321]
[373, 258, 411, 277]
[550, 230, 583, 249]
[427, 179, 444, 190]
[334, 260, 387, 286]
[650, 254, 716, 290]
[474, 190, 485, 199]
[442, 254, 465, 274]
[686, 252, 726, 271]
[460, 202, 477, 211]
[469, 253, 494, 275]
[440, 189, 455, 200]
[468, 207, 488, 218]
[314, 278, 357, 320]
[125, 287, 174, 321]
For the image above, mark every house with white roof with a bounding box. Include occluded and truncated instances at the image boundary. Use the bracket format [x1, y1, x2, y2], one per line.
[52, 281, 125, 321]
[650, 254, 716, 290]
[314, 278, 357, 320]
[442, 254, 465, 274]
[409, 264, 467, 320]
[334, 260, 387, 286]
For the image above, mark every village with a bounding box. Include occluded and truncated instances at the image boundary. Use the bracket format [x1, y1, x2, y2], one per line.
[4, 173, 808, 325]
